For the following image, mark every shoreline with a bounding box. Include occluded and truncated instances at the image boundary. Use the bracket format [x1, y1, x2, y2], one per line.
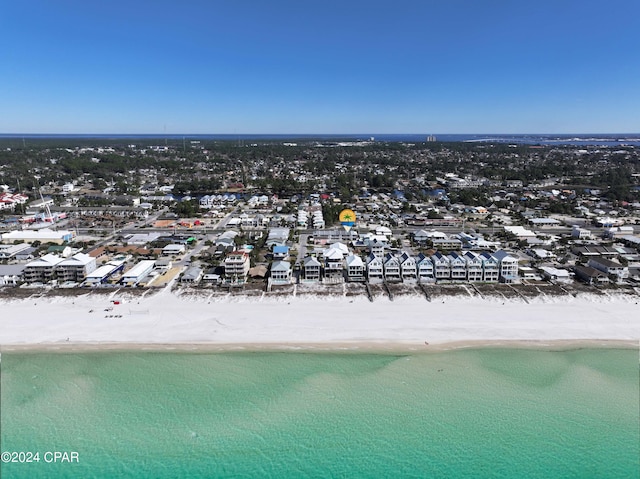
[0, 338, 638, 354]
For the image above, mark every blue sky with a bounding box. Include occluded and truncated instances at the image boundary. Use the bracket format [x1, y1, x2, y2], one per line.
[1, 0, 638, 134]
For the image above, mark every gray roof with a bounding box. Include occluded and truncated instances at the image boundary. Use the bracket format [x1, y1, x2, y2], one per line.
[0, 264, 27, 275]
[182, 266, 203, 281]
[271, 260, 291, 272]
[303, 256, 321, 267]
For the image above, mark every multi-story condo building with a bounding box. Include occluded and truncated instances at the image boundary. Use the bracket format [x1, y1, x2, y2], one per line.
[223, 251, 250, 281]
[23, 254, 64, 283]
[55, 253, 97, 282]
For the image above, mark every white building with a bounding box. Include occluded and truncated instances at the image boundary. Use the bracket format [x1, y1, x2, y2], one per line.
[56, 253, 97, 282]
[479, 253, 499, 283]
[270, 261, 292, 284]
[84, 259, 126, 286]
[23, 254, 64, 283]
[0, 264, 26, 285]
[346, 254, 365, 282]
[302, 255, 321, 282]
[416, 253, 435, 283]
[382, 253, 401, 282]
[366, 254, 383, 282]
[1, 229, 75, 245]
[464, 251, 484, 282]
[587, 257, 629, 281]
[121, 260, 156, 286]
[162, 244, 186, 256]
[223, 251, 250, 281]
[398, 252, 417, 282]
[493, 250, 519, 283]
[539, 266, 572, 283]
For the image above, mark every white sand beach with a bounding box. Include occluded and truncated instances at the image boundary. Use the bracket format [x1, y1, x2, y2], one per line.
[1, 288, 639, 351]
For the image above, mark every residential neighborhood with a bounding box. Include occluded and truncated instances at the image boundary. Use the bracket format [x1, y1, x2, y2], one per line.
[1, 138, 639, 296]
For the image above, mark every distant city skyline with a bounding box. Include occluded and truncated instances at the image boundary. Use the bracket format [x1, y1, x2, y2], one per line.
[2, 0, 639, 134]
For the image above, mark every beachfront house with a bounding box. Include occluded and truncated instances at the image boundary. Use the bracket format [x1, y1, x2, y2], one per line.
[301, 255, 321, 282]
[399, 252, 417, 282]
[383, 253, 401, 282]
[366, 254, 384, 282]
[270, 260, 292, 285]
[480, 252, 499, 283]
[493, 250, 520, 283]
[84, 259, 126, 286]
[464, 251, 484, 282]
[587, 257, 629, 281]
[431, 252, 451, 281]
[416, 253, 435, 283]
[0, 264, 26, 286]
[448, 252, 467, 282]
[323, 247, 345, 282]
[346, 254, 365, 282]
[539, 266, 571, 284]
[181, 266, 204, 284]
[573, 264, 609, 285]
[223, 251, 250, 283]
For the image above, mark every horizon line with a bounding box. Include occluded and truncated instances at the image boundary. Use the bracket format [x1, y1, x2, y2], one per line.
[1, 132, 639, 137]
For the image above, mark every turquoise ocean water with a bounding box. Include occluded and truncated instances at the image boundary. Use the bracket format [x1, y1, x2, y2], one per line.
[1, 348, 638, 478]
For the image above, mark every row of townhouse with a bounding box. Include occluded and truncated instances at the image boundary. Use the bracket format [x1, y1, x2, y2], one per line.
[199, 194, 238, 208]
[298, 249, 519, 284]
[297, 208, 325, 229]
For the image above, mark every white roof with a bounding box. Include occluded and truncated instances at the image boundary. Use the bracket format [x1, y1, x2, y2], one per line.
[2, 229, 73, 240]
[58, 253, 94, 267]
[346, 254, 364, 267]
[324, 248, 344, 260]
[122, 260, 156, 279]
[504, 226, 536, 238]
[86, 262, 122, 279]
[540, 266, 570, 278]
[163, 244, 185, 251]
[328, 242, 349, 254]
[27, 254, 64, 268]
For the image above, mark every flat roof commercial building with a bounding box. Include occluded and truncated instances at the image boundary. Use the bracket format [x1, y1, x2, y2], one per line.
[121, 260, 156, 286]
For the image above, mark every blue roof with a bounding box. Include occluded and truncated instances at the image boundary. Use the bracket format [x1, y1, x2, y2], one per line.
[273, 245, 289, 253]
